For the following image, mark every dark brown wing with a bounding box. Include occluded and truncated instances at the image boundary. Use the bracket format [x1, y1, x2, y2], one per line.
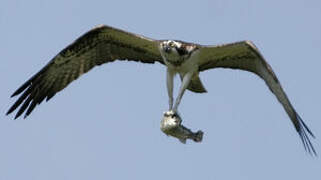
[7, 25, 163, 119]
[198, 40, 316, 155]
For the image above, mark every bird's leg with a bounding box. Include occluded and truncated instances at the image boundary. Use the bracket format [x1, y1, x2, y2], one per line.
[172, 71, 194, 112]
[166, 68, 175, 110]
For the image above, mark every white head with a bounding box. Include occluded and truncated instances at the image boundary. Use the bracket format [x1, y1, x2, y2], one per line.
[159, 40, 198, 66]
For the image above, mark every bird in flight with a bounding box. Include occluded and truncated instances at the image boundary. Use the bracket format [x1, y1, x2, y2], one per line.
[6, 25, 315, 155]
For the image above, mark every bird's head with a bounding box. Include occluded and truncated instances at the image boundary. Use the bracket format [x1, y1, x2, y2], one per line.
[160, 40, 198, 66]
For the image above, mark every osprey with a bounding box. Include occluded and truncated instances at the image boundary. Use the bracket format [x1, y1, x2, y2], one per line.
[6, 25, 315, 155]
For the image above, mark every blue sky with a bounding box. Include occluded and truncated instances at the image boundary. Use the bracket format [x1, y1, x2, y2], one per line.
[1, 0, 321, 179]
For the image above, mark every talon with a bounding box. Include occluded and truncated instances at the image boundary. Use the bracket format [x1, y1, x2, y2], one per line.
[172, 106, 178, 113]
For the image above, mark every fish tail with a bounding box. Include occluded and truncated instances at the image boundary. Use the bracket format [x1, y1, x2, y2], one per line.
[192, 130, 203, 142]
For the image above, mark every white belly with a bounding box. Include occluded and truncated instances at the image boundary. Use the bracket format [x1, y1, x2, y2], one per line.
[166, 50, 200, 76]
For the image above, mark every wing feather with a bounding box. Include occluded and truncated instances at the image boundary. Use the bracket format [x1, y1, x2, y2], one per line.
[7, 25, 163, 119]
[198, 41, 316, 155]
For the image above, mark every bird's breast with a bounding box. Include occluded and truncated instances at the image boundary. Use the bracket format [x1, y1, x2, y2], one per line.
[167, 50, 200, 74]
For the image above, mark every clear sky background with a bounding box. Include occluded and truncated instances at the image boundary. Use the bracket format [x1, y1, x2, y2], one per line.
[1, 0, 321, 179]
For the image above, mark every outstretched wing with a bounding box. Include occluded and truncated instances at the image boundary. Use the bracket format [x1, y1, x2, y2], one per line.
[198, 41, 316, 155]
[7, 25, 163, 119]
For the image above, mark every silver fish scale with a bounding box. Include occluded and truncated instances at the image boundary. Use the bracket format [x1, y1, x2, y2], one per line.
[160, 110, 203, 144]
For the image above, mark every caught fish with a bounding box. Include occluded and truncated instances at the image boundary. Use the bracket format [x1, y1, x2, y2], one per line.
[160, 110, 203, 143]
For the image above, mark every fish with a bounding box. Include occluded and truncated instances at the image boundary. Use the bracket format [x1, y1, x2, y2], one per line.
[160, 110, 203, 143]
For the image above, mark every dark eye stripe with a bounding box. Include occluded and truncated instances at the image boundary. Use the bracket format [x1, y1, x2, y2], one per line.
[175, 47, 188, 56]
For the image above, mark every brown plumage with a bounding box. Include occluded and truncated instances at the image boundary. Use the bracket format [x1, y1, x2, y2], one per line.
[7, 25, 163, 118]
[199, 41, 316, 155]
[7, 25, 315, 155]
